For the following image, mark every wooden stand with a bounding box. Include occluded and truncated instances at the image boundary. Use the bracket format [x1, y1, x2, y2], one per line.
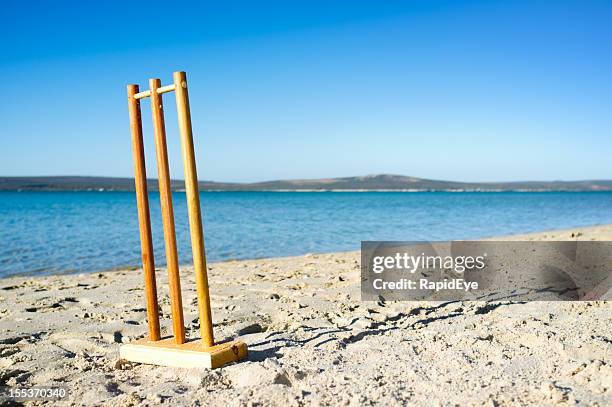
[124, 71, 247, 368]
[120, 338, 248, 369]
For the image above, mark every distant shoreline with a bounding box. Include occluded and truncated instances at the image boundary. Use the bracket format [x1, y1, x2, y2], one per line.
[3, 189, 612, 193]
[2, 174, 612, 192]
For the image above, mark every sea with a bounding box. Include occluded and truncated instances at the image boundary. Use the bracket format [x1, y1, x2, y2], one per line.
[1, 191, 612, 278]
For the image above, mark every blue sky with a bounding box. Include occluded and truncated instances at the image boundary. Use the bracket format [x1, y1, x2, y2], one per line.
[0, 0, 610, 182]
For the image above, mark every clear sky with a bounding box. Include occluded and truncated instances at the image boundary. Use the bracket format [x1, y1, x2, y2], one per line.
[1, 0, 610, 182]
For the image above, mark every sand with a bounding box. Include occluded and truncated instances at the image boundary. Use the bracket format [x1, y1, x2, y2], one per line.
[0, 225, 611, 406]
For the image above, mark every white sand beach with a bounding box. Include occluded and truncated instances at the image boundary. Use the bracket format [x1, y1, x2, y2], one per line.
[1, 225, 611, 406]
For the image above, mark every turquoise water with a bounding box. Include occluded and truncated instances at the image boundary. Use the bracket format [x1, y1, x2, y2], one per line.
[1, 191, 611, 277]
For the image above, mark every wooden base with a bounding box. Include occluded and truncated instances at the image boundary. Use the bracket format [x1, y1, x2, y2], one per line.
[120, 337, 248, 369]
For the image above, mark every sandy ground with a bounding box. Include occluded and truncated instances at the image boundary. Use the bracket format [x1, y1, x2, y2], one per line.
[0, 225, 611, 406]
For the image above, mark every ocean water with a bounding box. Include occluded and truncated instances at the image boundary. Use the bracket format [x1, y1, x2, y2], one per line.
[1, 191, 612, 278]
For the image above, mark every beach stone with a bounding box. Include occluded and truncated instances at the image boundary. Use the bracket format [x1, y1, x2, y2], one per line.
[228, 362, 291, 387]
[236, 322, 265, 335]
[228, 363, 274, 387]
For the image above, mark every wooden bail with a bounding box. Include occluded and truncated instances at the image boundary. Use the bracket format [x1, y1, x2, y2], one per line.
[127, 84, 161, 341]
[149, 78, 186, 344]
[173, 71, 215, 348]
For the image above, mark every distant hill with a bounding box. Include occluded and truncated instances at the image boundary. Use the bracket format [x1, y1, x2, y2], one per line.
[1, 174, 611, 192]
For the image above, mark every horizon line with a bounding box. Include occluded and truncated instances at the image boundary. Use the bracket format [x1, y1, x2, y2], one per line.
[1, 174, 612, 184]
